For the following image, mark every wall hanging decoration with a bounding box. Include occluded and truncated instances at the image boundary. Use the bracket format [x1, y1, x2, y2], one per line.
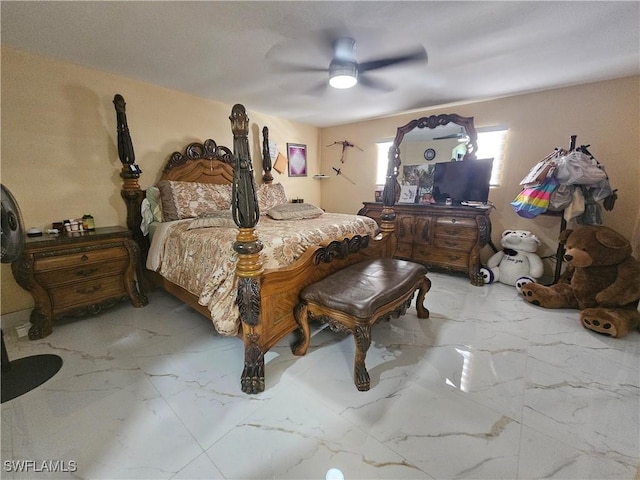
[287, 143, 307, 177]
[423, 148, 436, 161]
[332, 167, 356, 185]
[326, 140, 363, 163]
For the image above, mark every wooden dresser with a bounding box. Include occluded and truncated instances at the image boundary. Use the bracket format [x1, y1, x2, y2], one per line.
[11, 226, 148, 340]
[358, 202, 492, 284]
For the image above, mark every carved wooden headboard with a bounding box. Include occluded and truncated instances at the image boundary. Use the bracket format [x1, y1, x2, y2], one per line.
[160, 139, 234, 184]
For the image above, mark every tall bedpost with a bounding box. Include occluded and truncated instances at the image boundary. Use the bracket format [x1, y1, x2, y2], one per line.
[380, 140, 400, 257]
[230, 104, 265, 394]
[262, 126, 273, 184]
[113, 94, 149, 292]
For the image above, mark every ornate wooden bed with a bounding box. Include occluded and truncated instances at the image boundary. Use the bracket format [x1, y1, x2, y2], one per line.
[113, 96, 399, 393]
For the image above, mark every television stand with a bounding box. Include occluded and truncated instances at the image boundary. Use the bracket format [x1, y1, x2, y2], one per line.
[358, 202, 493, 285]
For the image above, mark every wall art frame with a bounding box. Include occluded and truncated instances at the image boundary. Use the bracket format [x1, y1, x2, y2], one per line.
[287, 143, 307, 177]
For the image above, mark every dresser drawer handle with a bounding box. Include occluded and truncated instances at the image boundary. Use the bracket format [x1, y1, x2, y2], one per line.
[76, 268, 98, 277]
[447, 254, 462, 261]
[445, 228, 459, 235]
[444, 240, 459, 247]
[76, 285, 102, 295]
[81, 254, 89, 261]
[451, 218, 457, 224]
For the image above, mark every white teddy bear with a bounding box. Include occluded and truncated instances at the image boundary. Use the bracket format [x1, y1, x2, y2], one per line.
[480, 230, 544, 291]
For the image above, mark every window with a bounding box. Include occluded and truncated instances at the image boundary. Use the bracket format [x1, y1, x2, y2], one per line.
[376, 141, 393, 185]
[376, 127, 508, 187]
[476, 127, 509, 187]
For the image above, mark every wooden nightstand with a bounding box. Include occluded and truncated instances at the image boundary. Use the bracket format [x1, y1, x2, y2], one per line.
[11, 226, 148, 340]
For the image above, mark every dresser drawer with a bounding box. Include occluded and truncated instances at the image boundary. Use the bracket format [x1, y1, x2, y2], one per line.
[434, 223, 477, 239]
[395, 242, 413, 259]
[34, 246, 129, 272]
[35, 258, 129, 287]
[435, 215, 476, 228]
[433, 233, 476, 251]
[413, 246, 469, 270]
[50, 276, 127, 311]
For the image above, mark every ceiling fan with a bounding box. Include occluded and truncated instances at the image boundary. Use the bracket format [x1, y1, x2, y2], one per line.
[270, 34, 428, 93]
[434, 128, 470, 142]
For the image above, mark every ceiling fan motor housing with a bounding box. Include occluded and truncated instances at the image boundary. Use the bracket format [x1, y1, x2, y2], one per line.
[329, 37, 359, 89]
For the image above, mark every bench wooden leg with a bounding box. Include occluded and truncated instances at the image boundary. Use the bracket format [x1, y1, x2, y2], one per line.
[415, 277, 431, 319]
[353, 324, 372, 391]
[292, 302, 310, 356]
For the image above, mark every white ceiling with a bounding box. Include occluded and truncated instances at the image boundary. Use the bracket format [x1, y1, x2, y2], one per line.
[2, 1, 639, 128]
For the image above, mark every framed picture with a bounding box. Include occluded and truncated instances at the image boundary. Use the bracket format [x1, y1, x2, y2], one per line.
[374, 185, 384, 202]
[398, 185, 417, 203]
[402, 164, 435, 191]
[287, 143, 307, 177]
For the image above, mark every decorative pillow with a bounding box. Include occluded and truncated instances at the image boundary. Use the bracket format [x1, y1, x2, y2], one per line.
[266, 203, 324, 220]
[257, 183, 288, 213]
[157, 180, 232, 221]
[188, 211, 236, 230]
[146, 186, 163, 223]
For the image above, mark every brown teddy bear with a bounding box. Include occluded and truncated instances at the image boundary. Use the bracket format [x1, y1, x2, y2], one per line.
[521, 225, 640, 338]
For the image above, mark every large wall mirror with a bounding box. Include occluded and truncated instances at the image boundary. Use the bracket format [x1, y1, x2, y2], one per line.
[384, 114, 479, 205]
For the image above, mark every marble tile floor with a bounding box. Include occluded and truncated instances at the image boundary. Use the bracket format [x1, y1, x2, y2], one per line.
[1, 272, 639, 480]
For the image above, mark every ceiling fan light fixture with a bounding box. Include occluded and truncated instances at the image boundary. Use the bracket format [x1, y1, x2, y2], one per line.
[457, 128, 470, 142]
[329, 62, 358, 89]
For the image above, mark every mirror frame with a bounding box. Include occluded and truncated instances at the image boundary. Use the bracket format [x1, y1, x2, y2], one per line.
[393, 113, 478, 162]
[382, 113, 478, 208]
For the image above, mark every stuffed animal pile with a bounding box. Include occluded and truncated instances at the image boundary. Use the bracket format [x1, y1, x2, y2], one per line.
[521, 225, 640, 338]
[480, 230, 544, 289]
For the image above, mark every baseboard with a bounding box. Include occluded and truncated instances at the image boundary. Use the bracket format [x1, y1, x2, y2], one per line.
[1, 309, 31, 330]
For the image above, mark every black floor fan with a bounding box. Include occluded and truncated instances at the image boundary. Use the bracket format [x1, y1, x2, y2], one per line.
[1, 184, 62, 403]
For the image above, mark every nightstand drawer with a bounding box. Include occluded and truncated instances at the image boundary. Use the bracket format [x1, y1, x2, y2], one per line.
[12, 226, 147, 340]
[34, 246, 129, 272]
[50, 276, 126, 311]
[36, 258, 129, 286]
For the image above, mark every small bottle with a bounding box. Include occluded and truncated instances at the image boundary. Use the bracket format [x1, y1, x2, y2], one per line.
[82, 214, 95, 231]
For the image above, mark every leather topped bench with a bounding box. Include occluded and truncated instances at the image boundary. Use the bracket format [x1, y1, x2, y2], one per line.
[292, 258, 431, 391]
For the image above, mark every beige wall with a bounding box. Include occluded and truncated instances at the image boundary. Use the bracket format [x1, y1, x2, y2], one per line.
[1, 47, 320, 313]
[2, 46, 638, 314]
[320, 76, 640, 274]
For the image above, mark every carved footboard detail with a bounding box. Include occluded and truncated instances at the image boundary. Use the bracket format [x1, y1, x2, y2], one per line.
[242, 333, 265, 394]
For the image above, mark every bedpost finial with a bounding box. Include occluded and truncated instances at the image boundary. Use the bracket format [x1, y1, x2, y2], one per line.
[113, 94, 126, 113]
[113, 94, 142, 188]
[230, 104, 249, 136]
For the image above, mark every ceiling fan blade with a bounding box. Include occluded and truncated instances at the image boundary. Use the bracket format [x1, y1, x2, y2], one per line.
[433, 134, 459, 140]
[358, 46, 427, 72]
[305, 79, 329, 97]
[357, 74, 395, 92]
[271, 60, 328, 74]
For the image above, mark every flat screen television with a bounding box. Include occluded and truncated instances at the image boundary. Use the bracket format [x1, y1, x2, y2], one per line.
[432, 158, 494, 205]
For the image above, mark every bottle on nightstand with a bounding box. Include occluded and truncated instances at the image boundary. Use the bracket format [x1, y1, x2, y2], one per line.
[82, 214, 95, 231]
